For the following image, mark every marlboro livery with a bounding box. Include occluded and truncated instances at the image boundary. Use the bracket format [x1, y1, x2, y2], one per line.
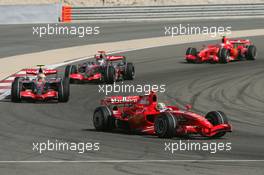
[11, 65, 70, 103]
[93, 91, 232, 138]
[186, 36, 257, 63]
[65, 51, 135, 84]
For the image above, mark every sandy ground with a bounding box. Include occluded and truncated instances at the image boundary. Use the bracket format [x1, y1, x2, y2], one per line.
[0, 28, 264, 80]
[0, 0, 264, 6]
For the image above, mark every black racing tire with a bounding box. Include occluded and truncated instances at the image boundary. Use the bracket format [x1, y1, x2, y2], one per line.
[205, 111, 228, 138]
[105, 65, 116, 84]
[124, 62, 135, 80]
[246, 45, 257, 60]
[218, 48, 229, 64]
[93, 106, 115, 131]
[186, 47, 197, 56]
[186, 47, 199, 63]
[58, 78, 70, 102]
[238, 50, 246, 61]
[11, 77, 22, 102]
[154, 112, 178, 138]
[65, 65, 77, 78]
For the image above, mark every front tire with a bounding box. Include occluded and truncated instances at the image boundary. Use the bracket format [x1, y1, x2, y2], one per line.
[93, 106, 115, 131]
[186, 47, 198, 63]
[124, 62, 135, 80]
[104, 65, 116, 84]
[186, 47, 197, 56]
[205, 111, 228, 138]
[154, 112, 178, 138]
[246, 45, 257, 60]
[218, 48, 229, 64]
[58, 78, 70, 102]
[11, 77, 22, 102]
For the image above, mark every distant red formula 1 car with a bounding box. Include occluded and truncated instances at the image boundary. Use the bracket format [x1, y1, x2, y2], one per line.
[65, 51, 135, 84]
[93, 91, 232, 138]
[185, 36, 257, 63]
[11, 65, 70, 103]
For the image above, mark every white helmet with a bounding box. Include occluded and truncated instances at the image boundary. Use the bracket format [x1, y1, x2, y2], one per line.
[157, 103, 166, 111]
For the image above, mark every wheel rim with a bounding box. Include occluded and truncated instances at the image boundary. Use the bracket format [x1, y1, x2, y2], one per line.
[226, 52, 231, 61]
[155, 118, 165, 134]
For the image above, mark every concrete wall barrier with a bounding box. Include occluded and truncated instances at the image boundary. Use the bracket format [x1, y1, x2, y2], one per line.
[60, 4, 264, 22]
[0, 4, 61, 24]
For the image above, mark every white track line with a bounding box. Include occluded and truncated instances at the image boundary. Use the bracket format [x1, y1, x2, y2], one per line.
[0, 89, 7, 93]
[0, 83, 12, 87]
[0, 71, 30, 100]
[0, 159, 263, 163]
[5, 77, 15, 81]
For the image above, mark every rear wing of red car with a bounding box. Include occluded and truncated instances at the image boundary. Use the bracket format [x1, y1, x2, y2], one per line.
[95, 55, 125, 61]
[95, 51, 126, 62]
[101, 96, 140, 105]
[106, 55, 126, 61]
[101, 91, 158, 106]
[229, 39, 252, 45]
[26, 69, 57, 76]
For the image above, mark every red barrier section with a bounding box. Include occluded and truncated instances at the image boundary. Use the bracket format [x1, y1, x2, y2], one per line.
[61, 6, 72, 22]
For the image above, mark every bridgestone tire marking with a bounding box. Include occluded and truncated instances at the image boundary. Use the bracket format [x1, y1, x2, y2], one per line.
[216, 111, 224, 124]
[168, 112, 176, 129]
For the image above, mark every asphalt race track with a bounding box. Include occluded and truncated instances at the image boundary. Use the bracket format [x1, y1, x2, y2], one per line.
[0, 20, 264, 174]
[0, 18, 264, 58]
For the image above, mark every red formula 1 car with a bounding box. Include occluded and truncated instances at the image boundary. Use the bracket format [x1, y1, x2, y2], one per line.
[93, 92, 232, 138]
[185, 36, 257, 63]
[65, 51, 135, 84]
[11, 65, 70, 103]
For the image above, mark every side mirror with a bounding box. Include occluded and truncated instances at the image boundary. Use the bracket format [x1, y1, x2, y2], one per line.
[185, 104, 192, 111]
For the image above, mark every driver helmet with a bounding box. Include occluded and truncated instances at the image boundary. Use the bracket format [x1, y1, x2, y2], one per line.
[157, 103, 166, 111]
[99, 52, 106, 59]
[37, 73, 46, 81]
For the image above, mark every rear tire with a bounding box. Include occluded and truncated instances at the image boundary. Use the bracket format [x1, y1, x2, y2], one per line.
[246, 45, 257, 60]
[124, 62, 135, 80]
[11, 77, 22, 102]
[105, 65, 116, 84]
[58, 78, 70, 102]
[93, 106, 115, 131]
[205, 111, 228, 138]
[65, 65, 77, 78]
[154, 112, 178, 138]
[218, 48, 229, 64]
